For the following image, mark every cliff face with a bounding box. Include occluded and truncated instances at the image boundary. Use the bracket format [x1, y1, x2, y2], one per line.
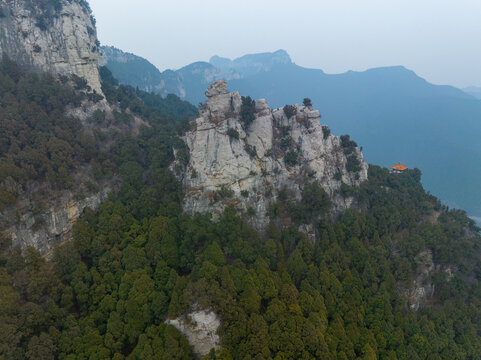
[174, 81, 368, 229]
[0, 0, 102, 93]
[5, 183, 114, 254]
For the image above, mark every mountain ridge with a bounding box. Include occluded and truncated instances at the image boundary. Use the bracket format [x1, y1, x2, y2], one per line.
[100, 47, 481, 220]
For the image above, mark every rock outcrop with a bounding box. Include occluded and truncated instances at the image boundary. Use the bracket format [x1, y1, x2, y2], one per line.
[406, 250, 456, 311]
[174, 81, 368, 229]
[166, 309, 221, 358]
[0, 0, 102, 93]
[5, 184, 113, 254]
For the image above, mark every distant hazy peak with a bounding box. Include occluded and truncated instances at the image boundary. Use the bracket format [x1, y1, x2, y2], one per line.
[463, 86, 481, 99]
[210, 49, 292, 77]
[101, 45, 144, 64]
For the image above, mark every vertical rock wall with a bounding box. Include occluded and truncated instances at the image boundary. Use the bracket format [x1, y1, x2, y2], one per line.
[0, 0, 102, 93]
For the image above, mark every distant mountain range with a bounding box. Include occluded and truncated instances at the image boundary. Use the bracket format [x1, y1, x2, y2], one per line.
[101, 46, 481, 221]
[464, 86, 481, 100]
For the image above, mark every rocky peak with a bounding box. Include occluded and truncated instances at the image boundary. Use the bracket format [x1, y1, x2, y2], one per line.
[0, 0, 102, 93]
[174, 81, 368, 230]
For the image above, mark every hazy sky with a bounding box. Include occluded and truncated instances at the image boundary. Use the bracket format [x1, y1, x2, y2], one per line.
[89, 0, 481, 88]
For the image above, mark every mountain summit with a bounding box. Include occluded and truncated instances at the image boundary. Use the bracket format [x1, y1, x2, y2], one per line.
[173, 81, 367, 230]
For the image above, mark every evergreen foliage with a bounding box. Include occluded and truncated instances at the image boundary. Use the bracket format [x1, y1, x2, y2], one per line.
[1, 61, 481, 360]
[283, 104, 297, 119]
[240, 96, 256, 128]
[0, 57, 103, 209]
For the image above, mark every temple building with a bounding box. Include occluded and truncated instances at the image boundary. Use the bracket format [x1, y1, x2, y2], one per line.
[390, 162, 408, 173]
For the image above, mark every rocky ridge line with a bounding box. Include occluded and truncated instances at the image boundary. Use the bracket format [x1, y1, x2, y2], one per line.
[174, 81, 368, 230]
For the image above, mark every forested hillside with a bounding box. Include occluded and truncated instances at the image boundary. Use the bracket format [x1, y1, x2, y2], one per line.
[0, 56, 196, 249]
[1, 61, 481, 359]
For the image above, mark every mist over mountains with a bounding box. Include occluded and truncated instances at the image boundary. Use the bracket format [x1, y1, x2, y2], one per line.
[464, 86, 481, 100]
[101, 46, 481, 221]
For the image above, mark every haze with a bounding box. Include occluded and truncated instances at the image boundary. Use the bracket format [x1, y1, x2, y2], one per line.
[89, 0, 481, 88]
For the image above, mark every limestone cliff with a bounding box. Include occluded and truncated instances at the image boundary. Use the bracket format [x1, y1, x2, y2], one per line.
[4, 181, 115, 254]
[173, 81, 368, 229]
[0, 0, 102, 93]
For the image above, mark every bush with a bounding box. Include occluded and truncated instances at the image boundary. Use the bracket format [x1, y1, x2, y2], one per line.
[346, 155, 361, 173]
[321, 126, 331, 140]
[245, 144, 257, 158]
[240, 96, 256, 128]
[340, 134, 358, 149]
[340, 183, 357, 198]
[241, 190, 249, 198]
[216, 185, 234, 199]
[303, 98, 312, 107]
[227, 128, 240, 140]
[280, 137, 292, 151]
[284, 151, 298, 167]
[283, 105, 297, 119]
[71, 74, 88, 90]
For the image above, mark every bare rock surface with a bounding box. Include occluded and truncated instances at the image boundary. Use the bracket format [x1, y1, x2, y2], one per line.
[0, 0, 102, 93]
[4, 183, 113, 254]
[174, 81, 368, 229]
[166, 309, 221, 358]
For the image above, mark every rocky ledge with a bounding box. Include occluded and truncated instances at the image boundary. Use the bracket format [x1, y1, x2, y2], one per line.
[173, 81, 368, 229]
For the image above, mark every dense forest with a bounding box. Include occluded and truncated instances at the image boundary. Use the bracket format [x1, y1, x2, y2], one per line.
[1, 59, 481, 360]
[0, 57, 195, 213]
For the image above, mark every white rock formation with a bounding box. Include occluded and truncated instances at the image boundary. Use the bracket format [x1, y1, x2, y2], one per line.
[0, 0, 102, 93]
[174, 81, 368, 229]
[166, 310, 221, 358]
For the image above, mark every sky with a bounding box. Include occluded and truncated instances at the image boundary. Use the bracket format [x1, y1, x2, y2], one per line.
[89, 0, 481, 88]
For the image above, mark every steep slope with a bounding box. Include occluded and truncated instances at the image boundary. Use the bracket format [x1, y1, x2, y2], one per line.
[0, 0, 102, 93]
[174, 81, 367, 230]
[101, 45, 163, 93]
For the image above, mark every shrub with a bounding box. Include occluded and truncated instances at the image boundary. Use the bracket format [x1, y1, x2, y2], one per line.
[280, 137, 292, 151]
[92, 109, 106, 124]
[240, 96, 256, 128]
[301, 182, 332, 216]
[241, 190, 249, 198]
[284, 151, 298, 167]
[322, 126, 331, 140]
[245, 144, 257, 158]
[216, 185, 234, 199]
[86, 181, 100, 193]
[346, 156, 361, 173]
[340, 183, 357, 198]
[333, 171, 342, 181]
[71, 74, 88, 90]
[340, 134, 358, 150]
[280, 126, 291, 137]
[283, 105, 297, 119]
[227, 128, 240, 140]
[303, 98, 312, 107]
